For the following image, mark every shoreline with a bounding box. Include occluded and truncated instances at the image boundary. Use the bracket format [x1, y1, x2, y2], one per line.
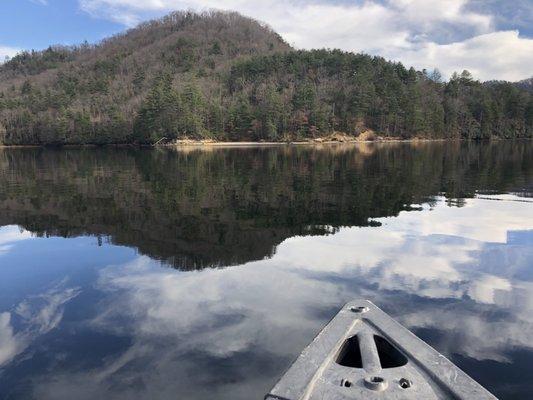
[1, 137, 530, 149]
[163, 137, 451, 147]
[0, 139, 439, 148]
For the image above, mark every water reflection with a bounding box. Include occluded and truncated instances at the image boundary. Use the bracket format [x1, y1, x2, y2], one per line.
[0, 141, 531, 270]
[0, 142, 532, 399]
[0, 279, 80, 367]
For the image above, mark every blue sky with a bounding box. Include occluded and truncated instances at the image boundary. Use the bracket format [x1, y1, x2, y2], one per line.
[0, 0, 123, 49]
[1, 0, 532, 81]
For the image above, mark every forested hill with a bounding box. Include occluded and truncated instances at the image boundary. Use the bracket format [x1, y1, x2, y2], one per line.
[0, 11, 531, 145]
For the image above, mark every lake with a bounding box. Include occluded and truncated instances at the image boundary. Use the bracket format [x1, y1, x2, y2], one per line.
[0, 141, 532, 400]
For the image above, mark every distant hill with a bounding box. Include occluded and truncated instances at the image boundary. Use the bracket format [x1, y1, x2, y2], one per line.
[0, 10, 531, 145]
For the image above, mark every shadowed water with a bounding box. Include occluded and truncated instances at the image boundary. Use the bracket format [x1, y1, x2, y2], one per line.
[0, 141, 532, 399]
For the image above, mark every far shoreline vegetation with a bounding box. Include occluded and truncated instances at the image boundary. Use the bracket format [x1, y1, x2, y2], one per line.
[0, 11, 532, 146]
[3, 136, 530, 150]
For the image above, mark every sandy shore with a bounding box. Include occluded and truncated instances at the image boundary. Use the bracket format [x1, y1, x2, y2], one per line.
[161, 138, 450, 147]
[1, 138, 492, 148]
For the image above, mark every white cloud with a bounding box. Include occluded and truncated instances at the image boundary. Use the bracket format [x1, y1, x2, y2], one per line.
[0, 46, 20, 64]
[77, 0, 533, 81]
[398, 30, 533, 81]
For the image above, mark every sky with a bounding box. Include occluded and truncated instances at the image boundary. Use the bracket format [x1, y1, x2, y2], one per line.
[0, 0, 532, 81]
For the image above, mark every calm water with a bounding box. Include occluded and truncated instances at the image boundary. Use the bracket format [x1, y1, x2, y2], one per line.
[0, 142, 532, 400]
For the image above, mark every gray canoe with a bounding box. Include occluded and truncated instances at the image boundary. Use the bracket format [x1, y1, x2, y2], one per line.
[265, 300, 497, 400]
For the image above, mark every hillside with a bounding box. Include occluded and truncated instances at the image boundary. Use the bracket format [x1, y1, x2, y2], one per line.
[0, 10, 531, 145]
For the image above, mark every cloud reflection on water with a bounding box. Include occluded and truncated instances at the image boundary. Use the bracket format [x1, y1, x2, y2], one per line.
[0, 282, 80, 367]
[0, 226, 32, 256]
[1, 196, 532, 399]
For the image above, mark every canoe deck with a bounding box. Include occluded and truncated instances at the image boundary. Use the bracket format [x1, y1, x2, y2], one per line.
[265, 300, 497, 400]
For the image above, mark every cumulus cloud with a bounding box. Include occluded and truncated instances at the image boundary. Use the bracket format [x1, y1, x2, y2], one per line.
[77, 0, 532, 81]
[399, 30, 533, 81]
